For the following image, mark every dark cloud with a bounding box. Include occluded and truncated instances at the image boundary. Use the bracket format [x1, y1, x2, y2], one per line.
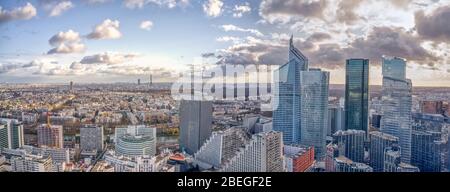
[201, 53, 216, 58]
[415, 6, 450, 42]
[259, 0, 327, 22]
[336, 0, 363, 24]
[306, 32, 332, 42]
[346, 27, 437, 65]
[217, 27, 438, 69]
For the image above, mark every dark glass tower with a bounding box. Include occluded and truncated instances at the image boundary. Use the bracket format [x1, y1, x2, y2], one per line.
[345, 59, 369, 135]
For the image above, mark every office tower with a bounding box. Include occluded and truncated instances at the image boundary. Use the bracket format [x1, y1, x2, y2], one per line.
[221, 131, 284, 172]
[384, 146, 419, 172]
[194, 128, 249, 169]
[411, 130, 442, 172]
[300, 69, 329, 159]
[369, 131, 399, 172]
[0, 123, 7, 149]
[273, 35, 308, 144]
[371, 114, 382, 128]
[332, 129, 365, 163]
[328, 105, 345, 136]
[380, 56, 412, 163]
[116, 135, 156, 157]
[179, 99, 213, 155]
[69, 81, 73, 92]
[243, 115, 272, 134]
[420, 101, 444, 114]
[333, 156, 373, 172]
[284, 145, 315, 172]
[80, 125, 104, 152]
[10, 155, 53, 172]
[0, 118, 24, 149]
[37, 124, 63, 149]
[114, 125, 156, 157]
[345, 59, 369, 135]
[412, 112, 449, 132]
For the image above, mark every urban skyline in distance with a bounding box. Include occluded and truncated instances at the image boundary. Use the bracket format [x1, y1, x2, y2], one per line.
[1, 0, 450, 175]
[0, 0, 450, 86]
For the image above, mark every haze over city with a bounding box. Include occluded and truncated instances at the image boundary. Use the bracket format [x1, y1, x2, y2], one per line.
[0, 0, 449, 86]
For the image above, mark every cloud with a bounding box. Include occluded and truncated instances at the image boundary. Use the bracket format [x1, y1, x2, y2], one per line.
[140, 20, 153, 31]
[259, 0, 327, 23]
[233, 2, 251, 18]
[46, 1, 74, 17]
[123, 0, 189, 9]
[415, 6, 450, 42]
[0, 2, 37, 24]
[215, 26, 438, 69]
[203, 0, 224, 17]
[83, 0, 112, 4]
[216, 36, 241, 43]
[336, 0, 363, 24]
[201, 53, 216, 58]
[0, 60, 41, 74]
[307, 32, 332, 42]
[80, 52, 139, 65]
[47, 30, 85, 54]
[220, 24, 264, 37]
[389, 0, 411, 8]
[87, 19, 122, 40]
[346, 27, 437, 64]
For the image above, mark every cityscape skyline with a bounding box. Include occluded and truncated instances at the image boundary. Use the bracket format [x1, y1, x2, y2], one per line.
[1, 0, 450, 86]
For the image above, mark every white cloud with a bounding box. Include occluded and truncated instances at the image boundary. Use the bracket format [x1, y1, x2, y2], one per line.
[216, 36, 241, 43]
[220, 24, 264, 37]
[203, 0, 223, 17]
[48, 1, 74, 17]
[80, 52, 139, 65]
[83, 0, 112, 4]
[123, 0, 190, 9]
[233, 2, 251, 18]
[140, 20, 153, 31]
[47, 30, 86, 54]
[0, 2, 37, 23]
[87, 19, 122, 40]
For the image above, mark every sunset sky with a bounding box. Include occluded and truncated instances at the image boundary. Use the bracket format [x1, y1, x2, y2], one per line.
[0, 0, 449, 86]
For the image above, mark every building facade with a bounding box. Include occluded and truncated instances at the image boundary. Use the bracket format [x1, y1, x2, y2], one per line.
[380, 56, 412, 163]
[300, 69, 329, 159]
[284, 145, 315, 172]
[179, 99, 213, 155]
[80, 125, 104, 152]
[369, 131, 399, 172]
[332, 129, 365, 163]
[345, 59, 369, 135]
[37, 124, 63, 149]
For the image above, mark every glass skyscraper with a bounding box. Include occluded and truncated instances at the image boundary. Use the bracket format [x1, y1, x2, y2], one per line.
[411, 130, 442, 172]
[300, 69, 329, 159]
[345, 59, 369, 135]
[332, 129, 365, 163]
[380, 56, 412, 163]
[273, 35, 308, 144]
[369, 131, 399, 172]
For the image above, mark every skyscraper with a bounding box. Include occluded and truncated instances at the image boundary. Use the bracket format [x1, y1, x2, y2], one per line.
[221, 131, 284, 172]
[273, 35, 308, 144]
[179, 100, 213, 155]
[345, 59, 369, 135]
[332, 129, 365, 163]
[0, 118, 24, 149]
[411, 130, 442, 172]
[380, 56, 412, 163]
[300, 69, 329, 159]
[369, 131, 399, 172]
[384, 146, 419, 172]
[37, 124, 63, 149]
[80, 125, 104, 152]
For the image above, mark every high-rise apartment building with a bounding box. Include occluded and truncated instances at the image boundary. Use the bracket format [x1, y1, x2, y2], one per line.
[37, 124, 63, 149]
[80, 125, 104, 152]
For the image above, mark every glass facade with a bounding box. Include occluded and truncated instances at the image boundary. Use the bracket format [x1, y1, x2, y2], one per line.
[411, 131, 442, 172]
[380, 56, 412, 163]
[333, 129, 365, 163]
[369, 131, 399, 172]
[345, 59, 369, 135]
[273, 36, 308, 144]
[300, 69, 329, 159]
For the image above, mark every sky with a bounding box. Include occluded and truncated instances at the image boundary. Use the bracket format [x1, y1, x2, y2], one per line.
[0, 0, 449, 86]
